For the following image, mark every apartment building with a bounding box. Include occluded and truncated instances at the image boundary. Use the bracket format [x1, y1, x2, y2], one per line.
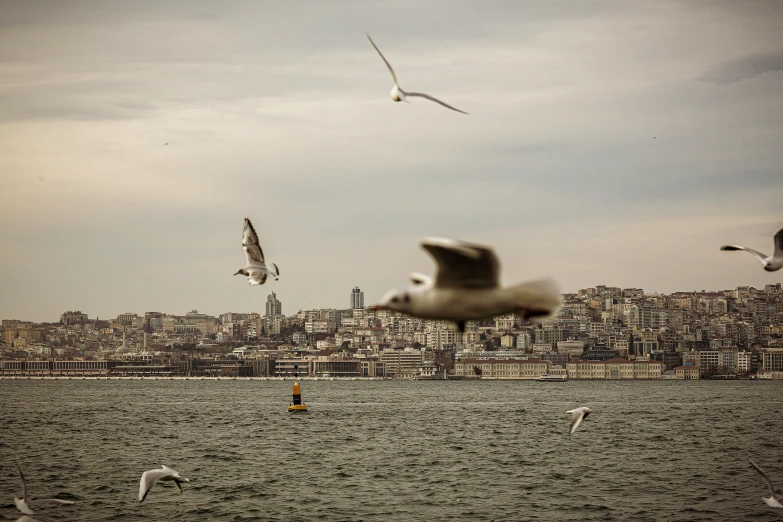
[454, 358, 549, 379]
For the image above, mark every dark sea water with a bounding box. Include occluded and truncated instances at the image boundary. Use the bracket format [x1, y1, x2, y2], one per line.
[1, 379, 783, 521]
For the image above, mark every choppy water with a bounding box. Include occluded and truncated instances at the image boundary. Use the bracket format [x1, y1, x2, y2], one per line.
[1, 379, 783, 521]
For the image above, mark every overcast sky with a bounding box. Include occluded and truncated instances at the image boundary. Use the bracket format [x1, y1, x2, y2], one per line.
[1, 0, 781, 322]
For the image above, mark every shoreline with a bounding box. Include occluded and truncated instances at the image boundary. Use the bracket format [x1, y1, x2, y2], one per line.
[0, 375, 769, 381]
[0, 375, 386, 381]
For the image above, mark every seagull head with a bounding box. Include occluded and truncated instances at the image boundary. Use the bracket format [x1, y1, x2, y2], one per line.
[234, 268, 247, 276]
[375, 288, 413, 313]
[763, 262, 774, 271]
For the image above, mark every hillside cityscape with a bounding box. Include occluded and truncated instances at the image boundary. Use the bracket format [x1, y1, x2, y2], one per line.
[2, 283, 782, 380]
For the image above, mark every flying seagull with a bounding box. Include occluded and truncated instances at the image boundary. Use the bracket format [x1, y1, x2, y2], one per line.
[138, 465, 190, 502]
[234, 217, 279, 285]
[366, 33, 468, 115]
[14, 463, 75, 516]
[749, 459, 783, 508]
[720, 227, 783, 272]
[566, 407, 592, 434]
[373, 237, 561, 332]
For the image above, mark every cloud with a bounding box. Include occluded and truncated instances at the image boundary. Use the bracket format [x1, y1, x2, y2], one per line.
[698, 51, 783, 85]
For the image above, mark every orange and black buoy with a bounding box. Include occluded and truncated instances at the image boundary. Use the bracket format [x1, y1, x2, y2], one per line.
[287, 366, 308, 412]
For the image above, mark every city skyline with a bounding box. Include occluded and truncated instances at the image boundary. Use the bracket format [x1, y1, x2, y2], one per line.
[4, 282, 781, 381]
[3, 282, 781, 324]
[1, 1, 782, 322]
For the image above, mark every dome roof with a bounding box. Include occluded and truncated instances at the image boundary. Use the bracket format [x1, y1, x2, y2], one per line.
[116, 344, 131, 353]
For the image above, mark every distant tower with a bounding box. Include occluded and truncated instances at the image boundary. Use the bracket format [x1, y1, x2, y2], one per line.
[266, 292, 282, 317]
[351, 286, 364, 309]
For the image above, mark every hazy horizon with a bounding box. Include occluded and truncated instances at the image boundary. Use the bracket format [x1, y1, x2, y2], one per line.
[1, 1, 782, 323]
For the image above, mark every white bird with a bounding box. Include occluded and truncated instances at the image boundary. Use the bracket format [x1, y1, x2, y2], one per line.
[234, 217, 279, 286]
[720, 227, 783, 272]
[750, 459, 783, 508]
[367, 33, 468, 115]
[138, 465, 190, 502]
[14, 463, 75, 516]
[566, 406, 592, 434]
[373, 237, 561, 332]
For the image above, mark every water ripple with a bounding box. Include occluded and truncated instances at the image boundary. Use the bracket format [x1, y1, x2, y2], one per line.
[1, 380, 783, 521]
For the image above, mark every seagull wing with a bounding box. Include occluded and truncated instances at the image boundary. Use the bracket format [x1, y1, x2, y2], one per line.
[17, 463, 29, 504]
[567, 408, 588, 433]
[242, 218, 266, 265]
[405, 91, 468, 114]
[28, 499, 75, 507]
[774, 227, 783, 258]
[367, 33, 398, 86]
[421, 237, 500, 289]
[750, 459, 777, 497]
[248, 271, 268, 286]
[139, 468, 170, 502]
[720, 245, 769, 264]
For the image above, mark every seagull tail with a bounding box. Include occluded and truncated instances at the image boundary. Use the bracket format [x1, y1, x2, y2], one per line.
[507, 278, 562, 321]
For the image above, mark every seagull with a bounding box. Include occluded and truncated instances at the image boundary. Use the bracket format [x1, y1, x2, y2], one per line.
[14, 463, 75, 516]
[373, 237, 562, 332]
[138, 465, 190, 502]
[234, 217, 279, 285]
[566, 407, 592, 434]
[366, 33, 468, 115]
[720, 227, 783, 272]
[749, 459, 783, 508]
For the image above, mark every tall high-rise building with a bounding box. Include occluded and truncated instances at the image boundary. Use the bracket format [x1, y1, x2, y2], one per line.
[266, 292, 282, 317]
[351, 286, 364, 309]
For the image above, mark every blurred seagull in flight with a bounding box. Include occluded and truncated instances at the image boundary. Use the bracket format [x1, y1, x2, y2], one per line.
[720, 227, 783, 272]
[373, 237, 561, 332]
[749, 459, 783, 508]
[366, 33, 468, 115]
[234, 218, 279, 286]
[14, 463, 75, 516]
[138, 466, 190, 502]
[566, 407, 592, 434]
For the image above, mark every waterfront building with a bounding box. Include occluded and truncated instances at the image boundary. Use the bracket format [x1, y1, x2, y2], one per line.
[454, 358, 550, 379]
[675, 365, 700, 379]
[274, 358, 312, 377]
[566, 358, 663, 379]
[380, 348, 424, 377]
[313, 357, 361, 377]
